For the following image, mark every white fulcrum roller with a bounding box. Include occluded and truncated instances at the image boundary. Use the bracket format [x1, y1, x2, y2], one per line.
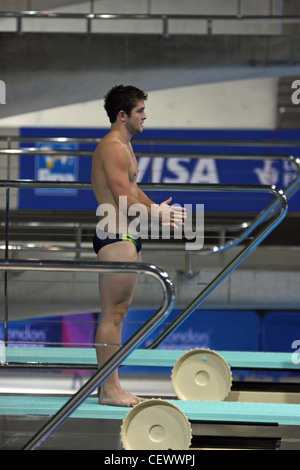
[121, 398, 192, 450]
[171, 348, 232, 401]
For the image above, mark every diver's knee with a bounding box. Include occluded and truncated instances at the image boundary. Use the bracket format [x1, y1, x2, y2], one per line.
[113, 303, 129, 326]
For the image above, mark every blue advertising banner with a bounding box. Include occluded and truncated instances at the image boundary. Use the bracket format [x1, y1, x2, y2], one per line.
[122, 309, 261, 352]
[34, 142, 79, 196]
[120, 308, 261, 376]
[19, 127, 300, 213]
[0, 317, 63, 347]
[136, 155, 300, 212]
[19, 128, 99, 210]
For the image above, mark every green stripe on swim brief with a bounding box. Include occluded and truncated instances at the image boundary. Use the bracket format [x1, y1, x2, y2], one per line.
[121, 233, 138, 249]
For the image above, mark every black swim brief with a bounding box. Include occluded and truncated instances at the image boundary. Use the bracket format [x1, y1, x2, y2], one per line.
[93, 230, 142, 255]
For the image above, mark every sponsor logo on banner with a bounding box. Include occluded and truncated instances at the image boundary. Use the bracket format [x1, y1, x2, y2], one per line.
[137, 156, 298, 189]
[137, 157, 219, 184]
[35, 142, 79, 196]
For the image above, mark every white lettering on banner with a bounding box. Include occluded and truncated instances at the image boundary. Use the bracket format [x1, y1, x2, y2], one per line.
[253, 160, 279, 185]
[164, 158, 190, 183]
[38, 169, 75, 181]
[8, 326, 46, 344]
[254, 160, 299, 187]
[137, 157, 219, 184]
[145, 327, 210, 350]
[136, 156, 151, 183]
[152, 157, 165, 183]
[190, 159, 219, 184]
[283, 160, 298, 187]
[291, 80, 300, 105]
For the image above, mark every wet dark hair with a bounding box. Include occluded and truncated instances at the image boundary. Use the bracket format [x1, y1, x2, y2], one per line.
[104, 85, 148, 123]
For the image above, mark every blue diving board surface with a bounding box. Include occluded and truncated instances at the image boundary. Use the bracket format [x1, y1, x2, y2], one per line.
[3, 347, 299, 371]
[0, 395, 300, 426]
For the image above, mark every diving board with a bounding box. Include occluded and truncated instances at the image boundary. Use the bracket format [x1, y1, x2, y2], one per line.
[0, 395, 300, 426]
[3, 347, 299, 371]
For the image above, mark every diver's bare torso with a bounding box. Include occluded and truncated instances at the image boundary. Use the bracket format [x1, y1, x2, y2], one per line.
[91, 132, 139, 233]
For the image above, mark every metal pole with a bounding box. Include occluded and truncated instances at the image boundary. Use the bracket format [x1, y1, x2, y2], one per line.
[0, 259, 174, 450]
[147, 185, 288, 349]
[3, 138, 11, 345]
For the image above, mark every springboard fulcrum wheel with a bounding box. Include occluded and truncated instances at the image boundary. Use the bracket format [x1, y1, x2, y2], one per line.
[171, 348, 232, 401]
[121, 398, 192, 450]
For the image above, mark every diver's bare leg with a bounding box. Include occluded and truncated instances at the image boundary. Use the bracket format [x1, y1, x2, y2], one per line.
[95, 241, 144, 406]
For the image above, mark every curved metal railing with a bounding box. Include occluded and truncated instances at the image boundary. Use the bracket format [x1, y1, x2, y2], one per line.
[147, 184, 288, 348]
[1, 145, 299, 256]
[0, 258, 175, 450]
[0, 154, 294, 447]
[1, 180, 290, 354]
[1, 154, 299, 255]
[0, 179, 290, 339]
[0, 179, 289, 449]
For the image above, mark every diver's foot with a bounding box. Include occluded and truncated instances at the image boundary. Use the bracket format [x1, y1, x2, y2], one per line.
[98, 385, 147, 407]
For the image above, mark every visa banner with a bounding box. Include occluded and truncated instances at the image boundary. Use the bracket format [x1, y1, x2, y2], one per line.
[19, 127, 300, 212]
[136, 155, 299, 212]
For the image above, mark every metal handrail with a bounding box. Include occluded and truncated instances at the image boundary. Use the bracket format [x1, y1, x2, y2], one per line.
[2, 147, 299, 256]
[1, 11, 300, 37]
[1, 135, 300, 146]
[1, 173, 298, 256]
[1, 144, 300, 203]
[0, 180, 292, 323]
[0, 182, 289, 371]
[0, 258, 175, 450]
[143, 175, 297, 255]
[0, 180, 290, 341]
[0, 220, 251, 258]
[147, 184, 288, 349]
[0, 182, 288, 448]
[1, 147, 300, 157]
